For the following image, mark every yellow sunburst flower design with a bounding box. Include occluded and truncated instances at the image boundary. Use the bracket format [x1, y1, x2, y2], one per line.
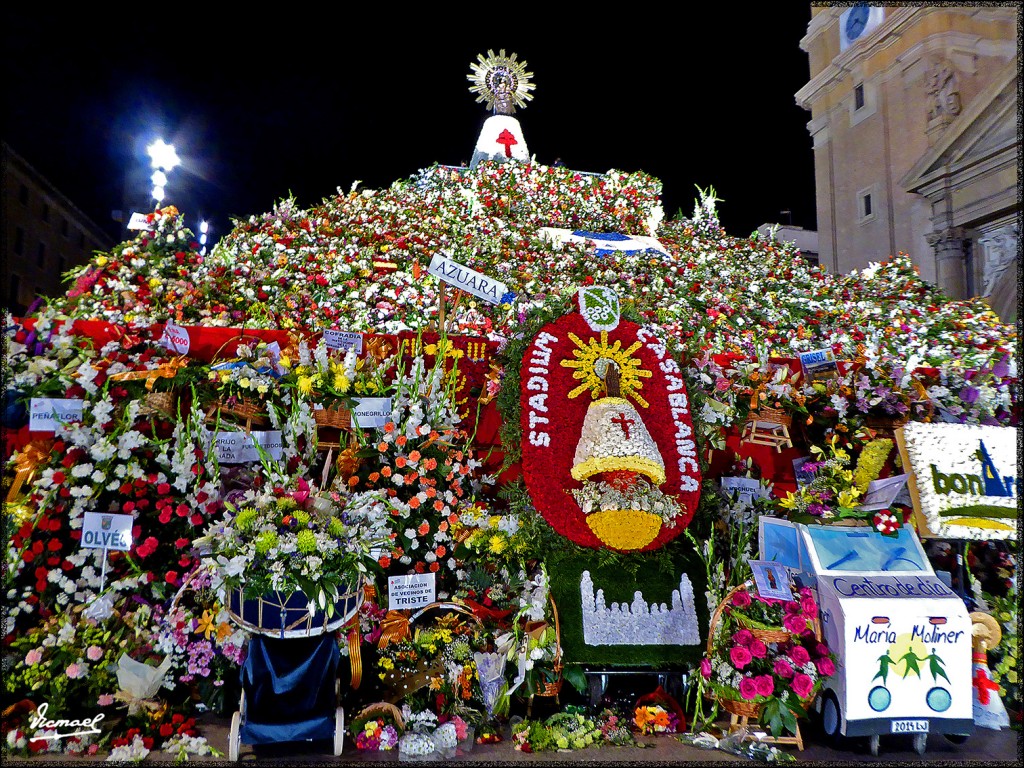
[560, 331, 652, 407]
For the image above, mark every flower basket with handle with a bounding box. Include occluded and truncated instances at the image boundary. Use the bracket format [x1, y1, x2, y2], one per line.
[703, 582, 830, 750]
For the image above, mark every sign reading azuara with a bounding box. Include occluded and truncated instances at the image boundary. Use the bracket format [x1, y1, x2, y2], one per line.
[427, 253, 509, 305]
[897, 422, 1017, 540]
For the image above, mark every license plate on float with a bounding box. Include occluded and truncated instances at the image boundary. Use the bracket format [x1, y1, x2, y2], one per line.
[891, 719, 929, 733]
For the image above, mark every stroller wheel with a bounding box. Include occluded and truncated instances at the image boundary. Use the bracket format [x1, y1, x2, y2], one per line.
[334, 707, 345, 756]
[229, 710, 241, 762]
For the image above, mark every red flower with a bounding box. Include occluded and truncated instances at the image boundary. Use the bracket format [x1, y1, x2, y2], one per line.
[791, 673, 814, 699]
[729, 645, 752, 669]
[738, 677, 759, 700]
[755, 675, 775, 698]
[165, 571, 179, 585]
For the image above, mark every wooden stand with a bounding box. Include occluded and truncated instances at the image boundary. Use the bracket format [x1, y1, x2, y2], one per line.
[740, 408, 793, 452]
[722, 705, 805, 751]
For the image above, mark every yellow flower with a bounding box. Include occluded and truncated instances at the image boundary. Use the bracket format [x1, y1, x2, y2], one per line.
[239, 377, 251, 389]
[837, 489, 861, 508]
[95, 256, 108, 267]
[488, 535, 506, 555]
[256, 383, 269, 395]
[148, 277, 161, 288]
[195, 610, 216, 640]
[333, 372, 351, 393]
[297, 375, 314, 395]
[279, 354, 291, 369]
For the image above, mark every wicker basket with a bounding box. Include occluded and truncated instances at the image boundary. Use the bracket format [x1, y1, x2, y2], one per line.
[313, 405, 352, 430]
[139, 390, 178, 418]
[353, 701, 405, 732]
[205, 397, 270, 430]
[734, 614, 793, 645]
[746, 406, 792, 427]
[718, 696, 764, 719]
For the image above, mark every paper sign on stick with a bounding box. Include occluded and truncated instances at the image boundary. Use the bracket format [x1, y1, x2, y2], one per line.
[323, 330, 363, 353]
[856, 475, 910, 512]
[427, 253, 508, 305]
[159, 321, 191, 355]
[799, 348, 839, 381]
[388, 573, 435, 610]
[127, 212, 154, 231]
[29, 398, 84, 432]
[352, 398, 393, 429]
[81, 512, 134, 551]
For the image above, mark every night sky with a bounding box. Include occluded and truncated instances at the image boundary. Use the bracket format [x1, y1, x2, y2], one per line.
[3, 7, 817, 246]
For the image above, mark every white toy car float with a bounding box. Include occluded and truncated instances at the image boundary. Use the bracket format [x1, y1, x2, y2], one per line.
[760, 519, 973, 756]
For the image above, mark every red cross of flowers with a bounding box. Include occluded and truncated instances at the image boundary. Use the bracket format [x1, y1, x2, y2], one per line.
[496, 129, 517, 157]
[973, 667, 1001, 705]
[611, 412, 635, 440]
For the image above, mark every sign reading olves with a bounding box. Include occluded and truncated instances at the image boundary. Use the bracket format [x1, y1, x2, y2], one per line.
[81, 512, 134, 551]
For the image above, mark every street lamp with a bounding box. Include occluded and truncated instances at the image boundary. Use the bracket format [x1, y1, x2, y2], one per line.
[199, 220, 210, 255]
[147, 139, 180, 208]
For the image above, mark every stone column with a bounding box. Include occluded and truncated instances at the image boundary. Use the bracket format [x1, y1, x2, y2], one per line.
[926, 227, 967, 299]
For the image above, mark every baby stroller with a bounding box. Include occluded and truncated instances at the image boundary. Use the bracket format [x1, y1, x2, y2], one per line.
[225, 585, 363, 761]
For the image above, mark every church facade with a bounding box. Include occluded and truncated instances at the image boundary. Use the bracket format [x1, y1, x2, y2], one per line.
[796, 6, 1018, 321]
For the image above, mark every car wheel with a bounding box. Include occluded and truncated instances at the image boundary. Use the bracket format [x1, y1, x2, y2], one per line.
[821, 691, 842, 742]
[912, 732, 927, 755]
[944, 733, 970, 745]
[868, 734, 880, 756]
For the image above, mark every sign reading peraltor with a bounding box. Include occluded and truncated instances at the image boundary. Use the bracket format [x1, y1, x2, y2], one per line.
[896, 422, 1017, 541]
[427, 253, 508, 305]
[388, 572, 436, 610]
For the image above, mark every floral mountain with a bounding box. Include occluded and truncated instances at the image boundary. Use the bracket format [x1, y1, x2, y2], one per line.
[2, 154, 1018, 756]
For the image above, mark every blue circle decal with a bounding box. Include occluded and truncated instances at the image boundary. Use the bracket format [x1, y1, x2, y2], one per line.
[868, 686, 891, 712]
[927, 687, 952, 712]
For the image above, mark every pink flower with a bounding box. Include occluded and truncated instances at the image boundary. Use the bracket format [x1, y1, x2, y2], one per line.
[65, 663, 86, 679]
[783, 613, 808, 634]
[731, 589, 752, 608]
[98, 694, 115, 707]
[733, 629, 754, 647]
[801, 597, 818, 618]
[755, 675, 775, 698]
[789, 644, 811, 666]
[700, 657, 713, 678]
[749, 640, 768, 659]
[738, 677, 759, 700]
[774, 658, 795, 679]
[784, 601, 801, 614]
[814, 643, 831, 658]
[86, 645, 104, 661]
[791, 673, 814, 699]
[729, 645, 753, 670]
[25, 648, 43, 665]
[815, 657, 836, 677]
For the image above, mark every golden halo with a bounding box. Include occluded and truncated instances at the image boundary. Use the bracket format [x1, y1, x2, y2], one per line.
[467, 49, 536, 114]
[560, 331, 652, 407]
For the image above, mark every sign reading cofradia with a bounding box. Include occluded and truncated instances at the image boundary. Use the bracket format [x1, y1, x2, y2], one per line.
[519, 309, 701, 552]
